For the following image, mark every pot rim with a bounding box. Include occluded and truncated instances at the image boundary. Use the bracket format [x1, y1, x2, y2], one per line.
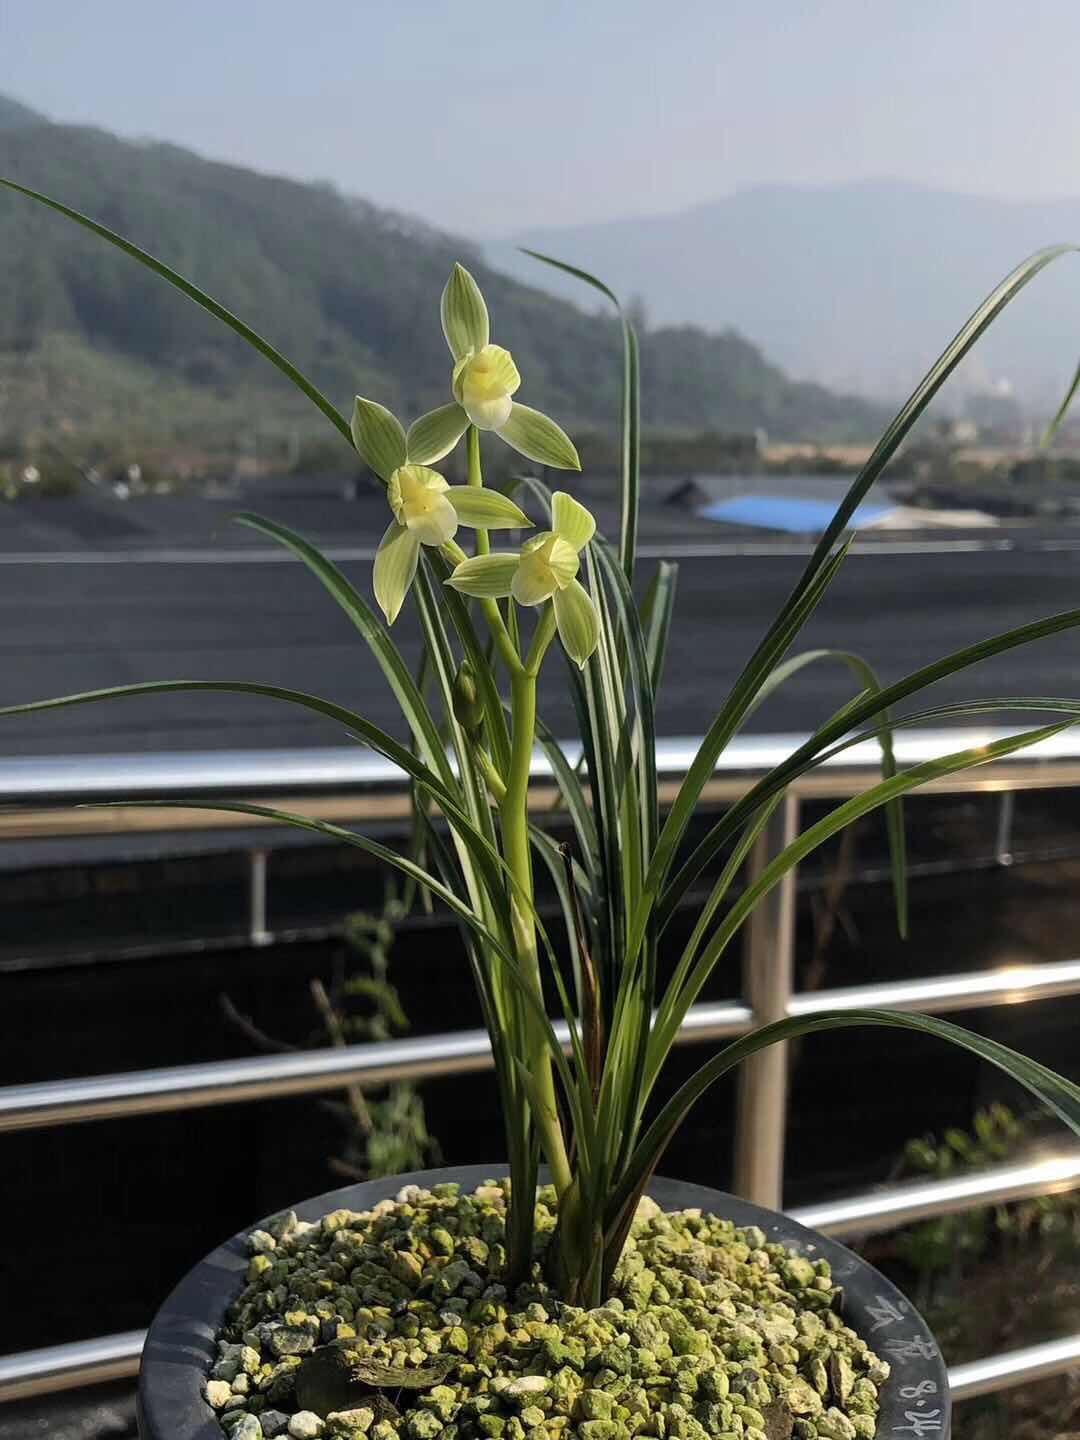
[137, 1164, 950, 1440]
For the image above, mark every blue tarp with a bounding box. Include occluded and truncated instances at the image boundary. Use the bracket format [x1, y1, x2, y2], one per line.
[699, 494, 893, 534]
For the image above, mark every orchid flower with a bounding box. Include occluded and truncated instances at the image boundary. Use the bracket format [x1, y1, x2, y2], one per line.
[446, 492, 599, 667]
[351, 396, 530, 623]
[403, 265, 581, 473]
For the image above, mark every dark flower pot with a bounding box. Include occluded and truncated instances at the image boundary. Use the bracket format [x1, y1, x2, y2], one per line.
[137, 1165, 950, 1440]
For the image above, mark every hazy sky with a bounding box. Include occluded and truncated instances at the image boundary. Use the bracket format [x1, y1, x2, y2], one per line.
[4, 0, 1080, 234]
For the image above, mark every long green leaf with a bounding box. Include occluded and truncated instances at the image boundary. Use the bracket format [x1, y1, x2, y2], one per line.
[651, 794, 784, 1060]
[614, 1006, 1080, 1236]
[661, 602, 1080, 925]
[0, 676, 447, 791]
[639, 561, 679, 697]
[413, 558, 589, 1149]
[424, 547, 512, 776]
[522, 249, 640, 580]
[0, 678, 545, 922]
[533, 716, 600, 879]
[115, 792, 581, 1109]
[798, 247, 1078, 577]
[411, 803, 536, 1276]
[233, 513, 450, 782]
[0, 178, 353, 445]
[659, 692, 1080, 963]
[656, 244, 1080, 917]
[148, 797, 518, 960]
[626, 541, 852, 968]
[1042, 355, 1080, 448]
[647, 722, 1072, 1086]
[750, 647, 906, 936]
[591, 541, 662, 1173]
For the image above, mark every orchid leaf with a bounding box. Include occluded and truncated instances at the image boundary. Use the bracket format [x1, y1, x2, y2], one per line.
[0, 177, 353, 444]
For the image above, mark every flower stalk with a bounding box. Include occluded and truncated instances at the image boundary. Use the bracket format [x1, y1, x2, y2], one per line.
[3, 182, 1080, 1310]
[466, 425, 488, 556]
[460, 421, 571, 1198]
[502, 657, 572, 1198]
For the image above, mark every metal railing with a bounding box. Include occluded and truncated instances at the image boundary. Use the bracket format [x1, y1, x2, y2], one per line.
[2, 728, 1080, 1406]
[5, 959, 1080, 1133]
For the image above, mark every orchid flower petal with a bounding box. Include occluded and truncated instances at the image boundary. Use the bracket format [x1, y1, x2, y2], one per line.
[388, 465, 458, 545]
[453, 345, 521, 431]
[496, 402, 581, 471]
[446, 553, 520, 599]
[441, 263, 490, 360]
[553, 578, 600, 668]
[351, 397, 407, 482]
[445, 487, 531, 530]
[510, 534, 578, 605]
[372, 521, 420, 624]
[552, 491, 596, 551]
[406, 403, 469, 465]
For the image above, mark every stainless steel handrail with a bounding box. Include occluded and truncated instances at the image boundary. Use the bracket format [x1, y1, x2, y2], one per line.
[2, 726, 1080, 807]
[0, 1330, 146, 1404]
[792, 1150, 1080, 1238]
[949, 1332, 1080, 1400]
[4, 959, 1080, 1134]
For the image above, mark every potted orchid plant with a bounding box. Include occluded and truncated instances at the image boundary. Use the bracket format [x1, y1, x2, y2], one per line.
[3, 175, 1080, 1440]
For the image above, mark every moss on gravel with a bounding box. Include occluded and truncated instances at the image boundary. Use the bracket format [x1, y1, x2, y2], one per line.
[204, 1181, 889, 1440]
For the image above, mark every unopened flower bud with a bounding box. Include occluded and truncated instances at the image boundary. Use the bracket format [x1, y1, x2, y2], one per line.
[452, 660, 485, 734]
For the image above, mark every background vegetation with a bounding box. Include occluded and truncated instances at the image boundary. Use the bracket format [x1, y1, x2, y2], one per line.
[0, 101, 887, 462]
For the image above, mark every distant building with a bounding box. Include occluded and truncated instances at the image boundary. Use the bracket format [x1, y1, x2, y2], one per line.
[699, 492, 891, 534]
[670, 473, 996, 536]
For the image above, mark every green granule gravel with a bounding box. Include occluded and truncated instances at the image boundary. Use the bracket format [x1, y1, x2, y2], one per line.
[204, 1181, 890, 1440]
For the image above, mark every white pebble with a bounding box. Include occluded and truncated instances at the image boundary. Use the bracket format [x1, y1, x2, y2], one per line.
[230, 1419, 264, 1440]
[204, 1380, 232, 1409]
[289, 1413, 325, 1439]
[505, 1376, 551, 1397]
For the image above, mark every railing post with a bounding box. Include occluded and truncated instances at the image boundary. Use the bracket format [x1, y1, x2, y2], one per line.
[733, 792, 800, 1208]
[995, 790, 1016, 866]
[248, 848, 272, 947]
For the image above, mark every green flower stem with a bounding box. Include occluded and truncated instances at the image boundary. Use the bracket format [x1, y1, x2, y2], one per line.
[441, 539, 521, 678]
[466, 426, 488, 556]
[473, 745, 508, 803]
[525, 603, 558, 676]
[460, 428, 523, 678]
[502, 660, 572, 1197]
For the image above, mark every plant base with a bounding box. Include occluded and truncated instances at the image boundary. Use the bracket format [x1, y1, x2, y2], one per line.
[137, 1167, 949, 1440]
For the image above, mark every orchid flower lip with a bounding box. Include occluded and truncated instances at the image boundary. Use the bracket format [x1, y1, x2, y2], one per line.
[388, 463, 458, 547]
[453, 344, 521, 431]
[511, 533, 580, 607]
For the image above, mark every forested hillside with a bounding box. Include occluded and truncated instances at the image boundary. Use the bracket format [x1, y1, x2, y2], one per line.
[0, 105, 884, 456]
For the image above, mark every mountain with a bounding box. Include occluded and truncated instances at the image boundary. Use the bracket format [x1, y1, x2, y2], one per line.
[0, 108, 884, 457]
[0, 94, 48, 132]
[492, 181, 1080, 412]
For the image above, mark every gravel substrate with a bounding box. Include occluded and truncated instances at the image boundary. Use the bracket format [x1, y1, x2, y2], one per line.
[204, 1180, 890, 1440]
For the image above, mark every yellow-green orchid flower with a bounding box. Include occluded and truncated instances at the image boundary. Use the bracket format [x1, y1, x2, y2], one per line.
[445, 492, 599, 667]
[404, 264, 582, 473]
[351, 397, 530, 623]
